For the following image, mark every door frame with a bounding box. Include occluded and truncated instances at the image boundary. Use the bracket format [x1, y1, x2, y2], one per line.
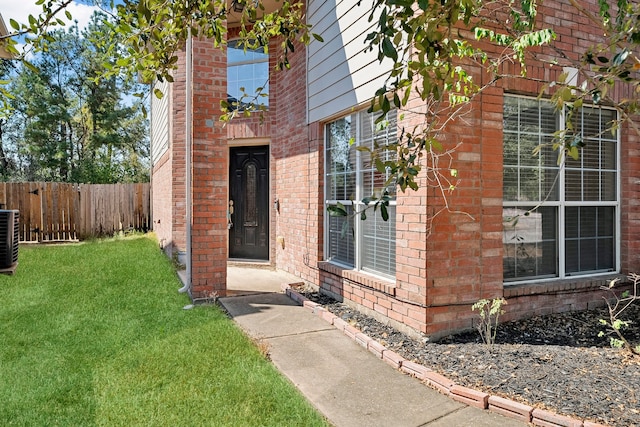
[227, 139, 272, 263]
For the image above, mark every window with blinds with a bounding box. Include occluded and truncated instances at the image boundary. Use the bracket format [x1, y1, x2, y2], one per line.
[502, 96, 618, 282]
[325, 109, 397, 278]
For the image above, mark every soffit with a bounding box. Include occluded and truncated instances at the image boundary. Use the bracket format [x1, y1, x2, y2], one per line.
[227, 0, 282, 26]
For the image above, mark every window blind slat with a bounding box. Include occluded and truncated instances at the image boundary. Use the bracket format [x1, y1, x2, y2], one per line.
[503, 96, 617, 281]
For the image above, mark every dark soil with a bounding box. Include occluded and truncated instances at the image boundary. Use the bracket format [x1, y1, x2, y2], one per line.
[301, 291, 640, 427]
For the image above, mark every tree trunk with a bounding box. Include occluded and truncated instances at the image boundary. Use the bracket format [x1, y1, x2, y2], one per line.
[0, 119, 10, 175]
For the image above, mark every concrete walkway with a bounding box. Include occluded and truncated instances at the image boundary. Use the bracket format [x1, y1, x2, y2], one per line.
[220, 275, 526, 427]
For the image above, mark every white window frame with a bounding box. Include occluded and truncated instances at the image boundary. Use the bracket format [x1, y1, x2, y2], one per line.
[227, 39, 269, 109]
[502, 95, 620, 284]
[324, 109, 397, 280]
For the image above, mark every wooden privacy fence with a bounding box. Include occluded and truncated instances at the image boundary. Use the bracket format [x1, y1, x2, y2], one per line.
[0, 182, 150, 242]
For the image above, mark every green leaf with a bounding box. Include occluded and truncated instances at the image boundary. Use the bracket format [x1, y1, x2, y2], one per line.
[612, 49, 629, 66]
[382, 37, 397, 62]
[393, 93, 401, 108]
[340, 221, 349, 239]
[327, 203, 348, 217]
[23, 61, 38, 73]
[568, 146, 580, 160]
[559, 87, 573, 102]
[381, 95, 390, 114]
[375, 157, 385, 173]
[558, 72, 568, 83]
[380, 203, 389, 221]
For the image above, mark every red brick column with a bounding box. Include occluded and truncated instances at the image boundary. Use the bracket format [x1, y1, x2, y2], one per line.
[476, 86, 506, 299]
[190, 38, 228, 298]
[171, 51, 187, 254]
[620, 118, 640, 273]
[415, 84, 505, 337]
[394, 106, 429, 332]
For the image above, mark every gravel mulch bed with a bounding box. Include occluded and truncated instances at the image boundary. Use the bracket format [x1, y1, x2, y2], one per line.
[300, 290, 640, 427]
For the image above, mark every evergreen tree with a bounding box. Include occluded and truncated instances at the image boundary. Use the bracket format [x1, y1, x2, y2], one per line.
[2, 12, 148, 183]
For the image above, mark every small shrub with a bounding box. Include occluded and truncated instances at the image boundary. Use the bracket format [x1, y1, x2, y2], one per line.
[472, 298, 507, 346]
[171, 250, 185, 270]
[598, 274, 640, 357]
[204, 290, 219, 305]
[253, 338, 271, 360]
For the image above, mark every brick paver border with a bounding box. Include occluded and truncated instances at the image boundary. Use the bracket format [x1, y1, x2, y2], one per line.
[282, 284, 610, 427]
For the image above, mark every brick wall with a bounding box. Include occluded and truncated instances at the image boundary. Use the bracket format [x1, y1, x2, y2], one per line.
[151, 150, 173, 254]
[493, 1, 640, 326]
[620, 119, 640, 273]
[170, 50, 187, 256]
[271, 34, 322, 287]
[151, 52, 186, 260]
[305, 0, 640, 338]
[150, 38, 230, 298]
[152, 0, 640, 338]
[417, 83, 507, 336]
[190, 38, 228, 298]
[503, 277, 626, 321]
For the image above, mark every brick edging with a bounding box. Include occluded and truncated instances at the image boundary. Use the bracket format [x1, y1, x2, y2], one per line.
[281, 284, 610, 427]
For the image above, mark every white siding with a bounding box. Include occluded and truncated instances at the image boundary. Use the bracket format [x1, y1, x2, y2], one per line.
[150, 80, 170, 165]
[307, 0, 392, 123]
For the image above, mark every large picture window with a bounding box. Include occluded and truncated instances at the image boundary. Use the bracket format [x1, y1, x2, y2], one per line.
[503, 96, 618, 282]
[325, 109, 397, 278]
[227, 40, 269, 109]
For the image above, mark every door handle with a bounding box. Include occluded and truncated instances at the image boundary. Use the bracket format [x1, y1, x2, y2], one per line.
[228, 200, 234, 229]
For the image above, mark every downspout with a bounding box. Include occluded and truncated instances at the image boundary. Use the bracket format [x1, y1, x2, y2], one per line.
[179, 29, 193, 296]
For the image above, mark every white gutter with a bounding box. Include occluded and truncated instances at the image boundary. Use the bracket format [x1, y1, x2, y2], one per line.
[179, 29, 193, 296]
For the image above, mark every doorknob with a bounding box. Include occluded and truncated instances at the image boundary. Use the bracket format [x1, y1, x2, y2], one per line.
[227, 200, 234, 229]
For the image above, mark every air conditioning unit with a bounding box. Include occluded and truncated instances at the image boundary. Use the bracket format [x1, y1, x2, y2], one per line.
[0, 210, 19, 272]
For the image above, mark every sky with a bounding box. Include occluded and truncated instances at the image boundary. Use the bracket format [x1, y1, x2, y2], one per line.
[0, 0, 100, 33]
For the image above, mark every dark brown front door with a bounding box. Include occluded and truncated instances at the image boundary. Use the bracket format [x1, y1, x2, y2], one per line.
[229, 146, 269, 260]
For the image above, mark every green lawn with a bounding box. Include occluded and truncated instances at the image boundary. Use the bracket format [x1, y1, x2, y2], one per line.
[0, 235, 328, 426]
